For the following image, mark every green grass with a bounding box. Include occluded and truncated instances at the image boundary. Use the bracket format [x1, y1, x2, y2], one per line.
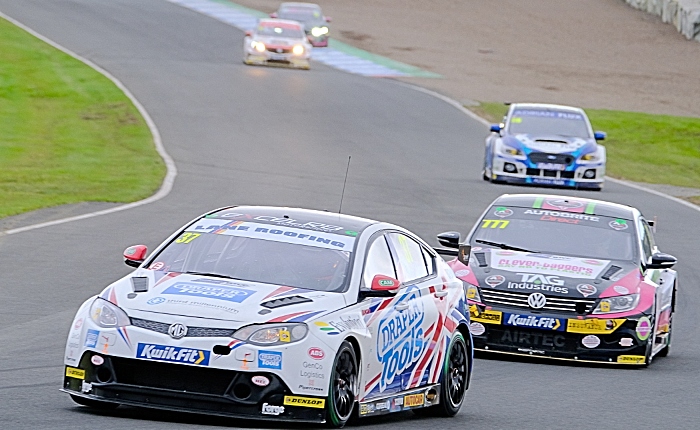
[0, 17, 164, 219]
[473, 102, 700, 191]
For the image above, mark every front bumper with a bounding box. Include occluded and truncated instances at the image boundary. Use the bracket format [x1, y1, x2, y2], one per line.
[491, 156, 604, 189]
[63, 352, 326, 422]
[469, 306, 650, 365]
[307, 34, 329, 47]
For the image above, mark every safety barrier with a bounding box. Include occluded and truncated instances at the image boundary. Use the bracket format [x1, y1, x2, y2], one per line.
[624, 0, 700, 41]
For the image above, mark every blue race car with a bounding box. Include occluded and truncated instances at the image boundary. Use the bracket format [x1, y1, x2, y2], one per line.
[483, 103, 606, 191]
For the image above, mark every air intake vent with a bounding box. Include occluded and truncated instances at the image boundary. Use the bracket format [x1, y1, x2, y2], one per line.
[131, 277, 149, 292]
[474, 252, 488, 267]
[601, 265, 623, 280]
[261, 295, 312, 309]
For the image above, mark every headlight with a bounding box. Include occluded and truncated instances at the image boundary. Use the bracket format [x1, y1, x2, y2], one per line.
[233, 323, 308, 346]
[465, 283, 481, 303]
[592, 293, 640, 314]
[292, 44, 305, 55]
[497, 143, 525, 159]
[90, 298, 131, 328]
[252, 41, 266, 52]
[580, 152, 600, 162]
[310, 26, 329, 37]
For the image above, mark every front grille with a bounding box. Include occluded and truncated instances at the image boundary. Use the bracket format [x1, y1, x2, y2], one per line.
[526, 168, 575, 179]
[110, 357, 234, 395]
[486, 326, 579, 351]
[130, 318, 235, 338]
[267, 47, 292, 53]
[528, 152, 574, 165]
[480, 289, 596, 314]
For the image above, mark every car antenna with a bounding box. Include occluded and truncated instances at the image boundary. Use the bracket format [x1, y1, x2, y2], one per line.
[338, 156, 351, 214]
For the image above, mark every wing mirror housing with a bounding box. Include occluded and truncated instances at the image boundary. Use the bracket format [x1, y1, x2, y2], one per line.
[124, 245, 147, 268]
[269, 12, 278, 18]
[437, 231, 460, 249]
[647, 253, 677, 270]
[490, 124, 502, 133]
[325, 16, 332, 22]
[594, 131, 606, 141]
[245, 30, 253, 37]
[361, 275, 401, 298]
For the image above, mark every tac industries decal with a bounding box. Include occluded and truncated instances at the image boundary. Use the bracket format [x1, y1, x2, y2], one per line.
[162, 283, 255, 303]
[376, 289, 425, 392]
[84, 329, 99, 348]
[136, 343, 210, 366]
[503, 313, 565, 331]
[258, 350, 283, 370]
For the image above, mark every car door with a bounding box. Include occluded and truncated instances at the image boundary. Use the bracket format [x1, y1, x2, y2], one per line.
[639, 219, 674, 338]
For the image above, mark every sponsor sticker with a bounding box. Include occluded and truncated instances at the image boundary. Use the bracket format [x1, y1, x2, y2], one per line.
[613, 285, 630, 295]
[617, 355, 645, 364]
[84, 329, 99, 348]
[251, 375, 270, 387]
[481, 219, 510, 229]
[485, 275, 506, 287]
[609, 219, 628, 231]
[136, 343, 210, 366]
[566, 318, 624, 334]
[403, 393, 425, 408]
[494, 207, 513, 218]
[359, 403, 374, 415]
[636, 317, 652, 341]
[150, 261, 166, 271]
[147, 297, 166, 305]
[261, 403, 285, 415]
[91, 355, 104, 366]
[469, 322, 486, 336]
[162, 283, 255, 303]
[469, 306, 503, 324]
[576, 284, 597, 297]
[504, 313, 564, 331]
[258, 351, 283, 370]
[619, 338, 634, 347]
[455, 269, 470, 277]
[66, 367, 85, 379]
[581, 335, 600, 348]
[283, 396, 325, 408]
[308, 347, 325, 360]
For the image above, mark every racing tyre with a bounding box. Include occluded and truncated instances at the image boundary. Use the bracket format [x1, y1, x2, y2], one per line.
[414, 332, 469, 417]
[70, 395, 119, 410]
[326, 341, 358, 428]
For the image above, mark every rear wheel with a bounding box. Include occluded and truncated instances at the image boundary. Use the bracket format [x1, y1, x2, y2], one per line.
[326, 341, 357, 428]
[70, 395, 119, 410]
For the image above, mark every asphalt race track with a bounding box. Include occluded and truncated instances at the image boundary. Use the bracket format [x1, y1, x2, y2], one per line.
[0, 1, 698, 429]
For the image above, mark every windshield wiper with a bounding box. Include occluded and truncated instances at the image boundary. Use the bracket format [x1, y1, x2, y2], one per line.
[183, 271, 236, 280]
[475, 240, 536, 253]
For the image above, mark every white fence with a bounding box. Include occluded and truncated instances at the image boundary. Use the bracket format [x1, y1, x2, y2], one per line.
[624, 0, 700, 41]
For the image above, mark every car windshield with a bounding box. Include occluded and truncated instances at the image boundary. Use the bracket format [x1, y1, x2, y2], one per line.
[148, 219, 355, 292]
[471, 206, 635, 261]
[507, 109, 591, 138]
[256, 24, 304, 38]
[279, 7, 322, 23]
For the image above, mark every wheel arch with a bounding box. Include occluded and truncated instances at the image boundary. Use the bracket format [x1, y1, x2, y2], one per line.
[456, 323, 474, 390]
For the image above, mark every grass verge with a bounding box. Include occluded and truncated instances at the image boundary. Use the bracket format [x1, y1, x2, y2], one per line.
[472, 102, 700, 194]
[0, 17, 164, 219]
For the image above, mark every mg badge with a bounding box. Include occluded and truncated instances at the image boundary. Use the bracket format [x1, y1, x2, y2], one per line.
[527, 292, 547, 309]
[276, 48, 283, 53]
[168, 323, 188, 339]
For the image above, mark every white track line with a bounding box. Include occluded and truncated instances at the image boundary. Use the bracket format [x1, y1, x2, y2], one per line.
[0, 11, 177, 236]
[394, 80, 700, 214]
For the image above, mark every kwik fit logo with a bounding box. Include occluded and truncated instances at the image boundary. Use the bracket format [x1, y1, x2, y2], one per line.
[504, 313, 565, 331]
[136, 343, 210, 366]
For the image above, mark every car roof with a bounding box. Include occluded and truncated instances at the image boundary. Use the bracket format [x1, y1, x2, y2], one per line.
[280, 2, 321, 9]
[491, 194, 637, 219]
[510, 103, 585, 114]
[257, 18, 303, 29]
[205, 206, 378, 235]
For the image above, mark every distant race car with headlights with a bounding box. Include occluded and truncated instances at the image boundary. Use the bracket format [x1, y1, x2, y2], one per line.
[243, 18, 312, 69]
[271, 2, 331, 47]
[438, 194, 677, 366]
[483, 103, 606, 190]
[63, 206, 473, 426]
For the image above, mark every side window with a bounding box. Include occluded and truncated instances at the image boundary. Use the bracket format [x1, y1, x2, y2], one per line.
[386, 233, 429, 283]
[422, 246, 436, 276]
[362, 235, 396, 288]
[638, 219, 653, 263]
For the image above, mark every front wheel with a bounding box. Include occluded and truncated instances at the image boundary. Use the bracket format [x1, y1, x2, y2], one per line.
[326, 341, 358, 428]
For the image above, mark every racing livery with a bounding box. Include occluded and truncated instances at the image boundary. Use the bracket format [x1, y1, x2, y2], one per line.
[63, 207, 472, 425]
[483, 103, 606, 190]
[271, 2, 331, 47]
[438, 194, 677, 366]
[243, 18, 312, 69]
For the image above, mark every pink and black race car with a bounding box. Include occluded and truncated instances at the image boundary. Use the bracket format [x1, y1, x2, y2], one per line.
[437, 193, 677, 366]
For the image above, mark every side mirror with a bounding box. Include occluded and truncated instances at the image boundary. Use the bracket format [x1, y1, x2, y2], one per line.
[594, 131, 606, 141]
[325, 16, 332, 22]
[124, 245, 147, 268]
[245, 30, 253, 37]
[437, 231, 460, 249]
[647, 253, 676, 270]
[270, 12, 278, 18]
[361, 275, 401, 298]
[490, 124, 501, 133]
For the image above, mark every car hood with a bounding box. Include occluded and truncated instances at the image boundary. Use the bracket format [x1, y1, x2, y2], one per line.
[504, 134, 597, 154]
[252, 35, 304, 46]
[449, 249, 642, 300]
[98, 271, 343, 324]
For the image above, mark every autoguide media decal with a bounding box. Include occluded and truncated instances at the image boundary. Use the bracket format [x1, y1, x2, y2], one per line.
[376, 289, 425, 392]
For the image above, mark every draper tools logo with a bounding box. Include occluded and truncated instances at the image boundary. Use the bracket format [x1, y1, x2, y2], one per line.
[376, 289, 425, 392]
[136, 343, 210, 366]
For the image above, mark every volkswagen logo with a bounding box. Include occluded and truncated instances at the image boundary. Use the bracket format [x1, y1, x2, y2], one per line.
[168, 323, 188, 339]
[527, 292, 547, 309]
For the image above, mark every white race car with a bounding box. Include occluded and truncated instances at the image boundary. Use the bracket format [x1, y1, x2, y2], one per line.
[62, 206, 473, 426]
[243, 18, 312, 69]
